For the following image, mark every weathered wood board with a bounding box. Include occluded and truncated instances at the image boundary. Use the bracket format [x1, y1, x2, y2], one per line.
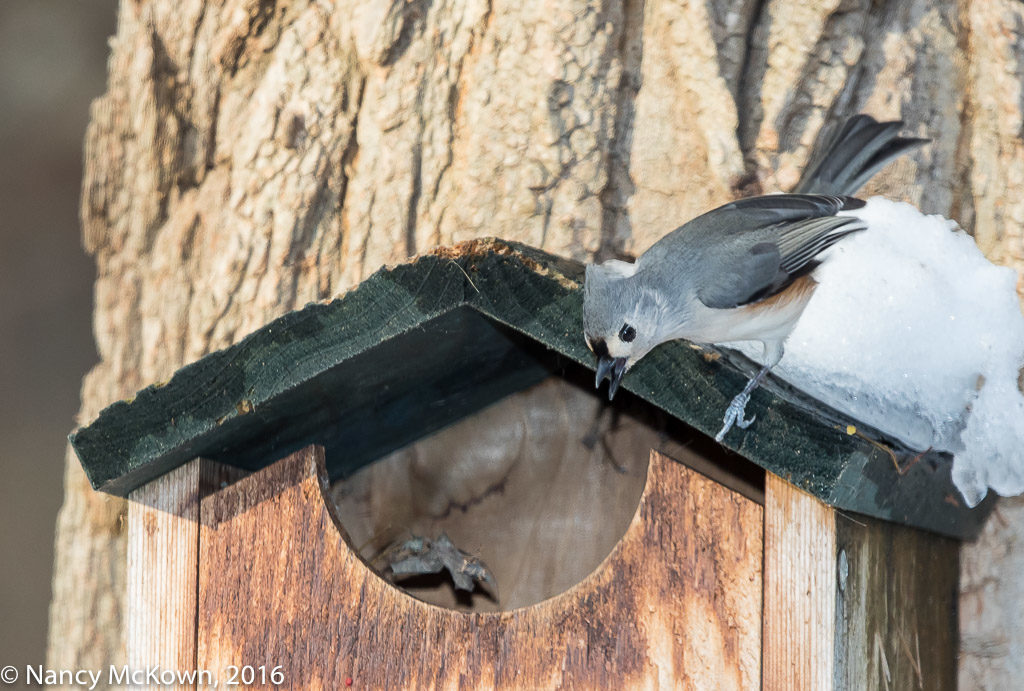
[763, 471, 837, 689]
[834, 508, 959, 690]
[763, 473, 959, 690]
[121, 448, 961, 689]
[328, 375, 765, 612]
[196, 446, 763, 688]
[126, 461, 201, 691]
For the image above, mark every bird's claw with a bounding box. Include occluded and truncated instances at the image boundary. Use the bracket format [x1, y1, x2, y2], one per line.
[715, 392, 755, 442]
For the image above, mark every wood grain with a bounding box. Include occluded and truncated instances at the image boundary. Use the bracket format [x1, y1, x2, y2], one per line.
[198, 446, 762, 688]
[763, 471, 837, 690]
[329, 375, 766, 612]
[56, 0, 1024, 670]
[835, 513, 959, 690]
[126, 460, 201, 690]
[765, 472, 960, 690]
[329, 378, 650, 612]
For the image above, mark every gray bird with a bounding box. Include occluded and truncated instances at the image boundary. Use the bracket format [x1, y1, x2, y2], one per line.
[584, 115, 927, 441]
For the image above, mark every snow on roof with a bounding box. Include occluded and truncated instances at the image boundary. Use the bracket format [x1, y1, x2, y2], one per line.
[729, 197, 1024, 507]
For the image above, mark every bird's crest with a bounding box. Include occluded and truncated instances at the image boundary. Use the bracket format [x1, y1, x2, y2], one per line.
[586, 259, 638, 283]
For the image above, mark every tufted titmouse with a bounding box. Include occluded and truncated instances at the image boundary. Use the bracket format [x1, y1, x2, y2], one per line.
[584, 116, 927, 441]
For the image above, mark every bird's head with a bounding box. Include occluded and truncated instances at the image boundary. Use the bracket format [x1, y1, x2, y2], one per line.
[583, 260, 665, 399]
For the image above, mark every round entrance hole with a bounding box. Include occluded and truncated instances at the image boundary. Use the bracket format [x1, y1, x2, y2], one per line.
[328, 375, 652, 611]
[328, 371, 761, 611]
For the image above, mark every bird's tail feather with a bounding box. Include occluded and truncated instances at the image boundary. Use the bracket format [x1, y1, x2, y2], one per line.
[794, 115, 928, 196]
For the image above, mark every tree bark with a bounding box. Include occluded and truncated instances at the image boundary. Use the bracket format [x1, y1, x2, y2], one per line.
[51, 0, 1024, 683]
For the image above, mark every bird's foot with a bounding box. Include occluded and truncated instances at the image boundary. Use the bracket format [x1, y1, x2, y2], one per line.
[715, 392, 756, 442]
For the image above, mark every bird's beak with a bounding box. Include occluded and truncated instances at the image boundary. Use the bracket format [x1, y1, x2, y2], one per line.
[595, 355, 629, 400]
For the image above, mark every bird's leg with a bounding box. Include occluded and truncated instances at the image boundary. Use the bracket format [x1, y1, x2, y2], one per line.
[715, 363, 772, 442]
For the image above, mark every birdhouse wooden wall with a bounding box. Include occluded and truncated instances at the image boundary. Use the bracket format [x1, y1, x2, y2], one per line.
[126, 442, 958, 689]
[71, 242, 972, 690]
[326, 376, 762, 613]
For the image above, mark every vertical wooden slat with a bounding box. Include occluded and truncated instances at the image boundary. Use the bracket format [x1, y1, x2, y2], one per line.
[764, 472, 960, 691]
[763, 472, 837, 690]
[835, 513, 959, 690]
[127, 460, 201, 690]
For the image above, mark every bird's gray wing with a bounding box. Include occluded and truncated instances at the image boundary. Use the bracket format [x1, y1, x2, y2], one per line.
[686, 200, 866, 309]
[641, 193, 862, 265]
[719, 193, 863, 225]
[692, 240, 786, 309]
[773, 215, 865, 275]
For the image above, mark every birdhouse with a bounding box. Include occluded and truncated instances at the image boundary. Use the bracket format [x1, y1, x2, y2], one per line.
[72, 239, 987, 689]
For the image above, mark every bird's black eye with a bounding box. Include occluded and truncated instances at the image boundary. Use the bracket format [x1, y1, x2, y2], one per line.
[618, 323, 636, 343]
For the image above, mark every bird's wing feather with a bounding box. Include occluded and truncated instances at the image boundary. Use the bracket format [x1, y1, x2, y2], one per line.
[719, 193, 863, 225]
[694, 242, 785, 309]
[774, 215, 865, 274]
[641, 193, 862, 265]
[674, 196, 867, 309]
[795, 115, 929, 195]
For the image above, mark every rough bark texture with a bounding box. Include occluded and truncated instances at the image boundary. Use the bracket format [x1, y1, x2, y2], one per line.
[54, 0, 1024, 682]
[961, 498, 1024, 688]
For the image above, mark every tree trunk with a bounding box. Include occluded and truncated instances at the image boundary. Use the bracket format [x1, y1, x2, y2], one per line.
[51, 0, 1024, 684]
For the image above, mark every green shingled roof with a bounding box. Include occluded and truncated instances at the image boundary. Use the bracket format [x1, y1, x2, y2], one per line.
[70, 239, 991, 539]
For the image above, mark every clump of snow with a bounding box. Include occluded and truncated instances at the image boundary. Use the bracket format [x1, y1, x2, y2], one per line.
[731, 197, 1024, 507]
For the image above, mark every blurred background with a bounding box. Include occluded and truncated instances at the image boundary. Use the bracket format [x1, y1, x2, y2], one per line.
[0, 0, 117, 672]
